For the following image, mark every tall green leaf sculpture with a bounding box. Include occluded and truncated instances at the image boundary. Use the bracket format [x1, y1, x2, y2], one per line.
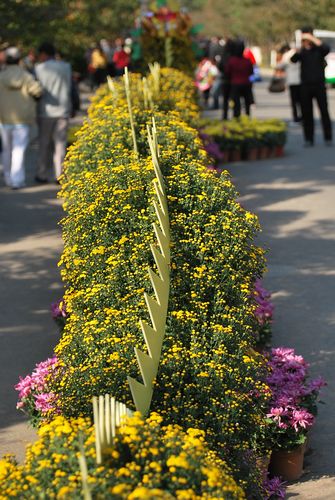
[91, 114, 170, 465]
[127, 120, 171, 416]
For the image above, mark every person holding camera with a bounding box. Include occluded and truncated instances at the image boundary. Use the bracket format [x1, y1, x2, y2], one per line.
[291, 27, 332, 146]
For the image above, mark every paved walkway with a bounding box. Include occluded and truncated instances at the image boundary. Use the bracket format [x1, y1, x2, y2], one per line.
[0, 90, 90, 461]
[0, 155, 63, 459]
[1, 81, 335, 497]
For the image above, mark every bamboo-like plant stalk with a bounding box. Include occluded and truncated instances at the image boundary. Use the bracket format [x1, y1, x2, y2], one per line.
[107, 75, 118, 97]
[123, 67, 138, 156]
[148, 62, 160, 96]
[78, 437, 92, 500]
[143, 77, 154, 110]
[127, 124, 170, 416]
[92, 395, 131, 464]
[142, 76, 148, 109]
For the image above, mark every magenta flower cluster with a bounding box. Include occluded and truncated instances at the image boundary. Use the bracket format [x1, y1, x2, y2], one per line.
[253, 279, 274, 326]
[15, 356, 60, 421]
[199, 132, 225, 164]
[263, 476, 286, 499]
[50, 299, 67, 319]
[265, 347, 326, 447]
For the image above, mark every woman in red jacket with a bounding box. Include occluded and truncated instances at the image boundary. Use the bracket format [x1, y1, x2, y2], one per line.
[112, 45, 130, 77]
[225, 41, 253, 118]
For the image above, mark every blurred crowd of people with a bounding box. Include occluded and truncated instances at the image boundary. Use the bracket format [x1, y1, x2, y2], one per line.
[0, 42, 80, 189]
[0, 36, 134, 190]
[274, 27, 332, 146]
[195, 36, 260, 119]
[85, 37, 132, 89]
[0, 27, 333, 191]
[195, 28, 332, 147]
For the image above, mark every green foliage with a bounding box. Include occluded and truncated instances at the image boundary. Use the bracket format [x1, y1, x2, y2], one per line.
[45, 69, 269, 495]
[192, 0, 335, 44]
[140, 34, 196, 74]
[0, 0, 138, 70]
[0, 413, 245, 499]
[200, 116, 287, 152]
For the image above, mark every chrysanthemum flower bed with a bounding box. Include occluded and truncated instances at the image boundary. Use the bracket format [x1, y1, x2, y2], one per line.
[2, 68, 277, 497]
[0, 412, 245, 499]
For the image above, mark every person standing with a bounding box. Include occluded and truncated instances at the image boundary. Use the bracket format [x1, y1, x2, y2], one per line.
[112, 44, 130, 77]
[89, 44, 108, 88]
[0, 47, 42, 189]
[195, 57, 219, 108]
[225, 41, 253, 118]
[291, 27, 332, 146]
[279, 45, 302, 123]
[35, 42, 72, 182]
[218, 38, 235, 120]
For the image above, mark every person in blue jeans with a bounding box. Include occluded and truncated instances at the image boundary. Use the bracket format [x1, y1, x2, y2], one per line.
[0, 47, 42, 189]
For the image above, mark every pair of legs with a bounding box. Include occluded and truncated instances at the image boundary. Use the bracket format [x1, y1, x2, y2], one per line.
[37, 117, 69, 181]
[289, 84, 302, 122]
[0, 124, 30, 188]
[222, 82, 231, 120]
[231, 84, 252, 118]
[210, 79, 222, 109]
[300, 84, 332, 143]
[202, 88, 211, 108]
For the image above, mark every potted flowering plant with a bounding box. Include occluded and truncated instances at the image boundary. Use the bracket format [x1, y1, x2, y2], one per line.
[199, 131, 225, 167]
[265, 347, 326, 480]
[263, 476, 287, 499]
[15, 356, 61, 427]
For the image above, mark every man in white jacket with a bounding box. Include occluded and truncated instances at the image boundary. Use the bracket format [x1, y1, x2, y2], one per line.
[35, 42, 72, 183]
[0, 47, 42, 189]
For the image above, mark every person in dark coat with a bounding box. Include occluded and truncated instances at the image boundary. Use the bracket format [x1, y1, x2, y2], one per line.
[291, 27, 332, 146]
[218, 38, 235, 120]
[225, 41, 253, 118]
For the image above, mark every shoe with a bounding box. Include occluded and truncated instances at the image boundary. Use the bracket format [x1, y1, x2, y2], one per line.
[304, 140, 314, 147]
[34, 175, 48, 183]
[11, 184, 25, 190]
[325, 140, 333, 146]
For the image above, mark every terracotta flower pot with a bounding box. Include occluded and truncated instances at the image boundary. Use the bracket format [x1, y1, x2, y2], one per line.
[256, 454, 271, 481]
[220, 149, 230, 163]
[229, 149, 242, 162]
[258, 146, 269, 160]
[246, 147, 258, 161]
[268, 147, 276, 158]
[274, 145, 285, 157]
[269, 444, 304, 481]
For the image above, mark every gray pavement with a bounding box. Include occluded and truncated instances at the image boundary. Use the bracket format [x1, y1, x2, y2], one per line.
[0, 80, 334, 497]
[0, 91, 90, 461]
[208, 80, 335, 497]
[0, 153, 63, 459]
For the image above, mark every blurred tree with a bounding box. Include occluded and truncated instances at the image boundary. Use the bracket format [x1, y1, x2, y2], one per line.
[0, 0, 138, 69]
[191, 0, 335, 44]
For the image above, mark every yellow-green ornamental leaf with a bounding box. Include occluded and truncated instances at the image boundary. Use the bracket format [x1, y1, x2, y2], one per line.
[128, 125, 171, 416]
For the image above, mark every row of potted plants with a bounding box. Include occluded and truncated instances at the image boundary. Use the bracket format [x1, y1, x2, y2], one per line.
[1, 67, 325, 499]
[17, 282, 326, 494]
[2, 67, 268, 497]
[246, 282, 326, 485]
[200, 116, 287, 164]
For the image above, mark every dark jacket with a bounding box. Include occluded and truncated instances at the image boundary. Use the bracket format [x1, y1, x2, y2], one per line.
[225, 56, 253, 85]
[291, 44, 329, 85]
